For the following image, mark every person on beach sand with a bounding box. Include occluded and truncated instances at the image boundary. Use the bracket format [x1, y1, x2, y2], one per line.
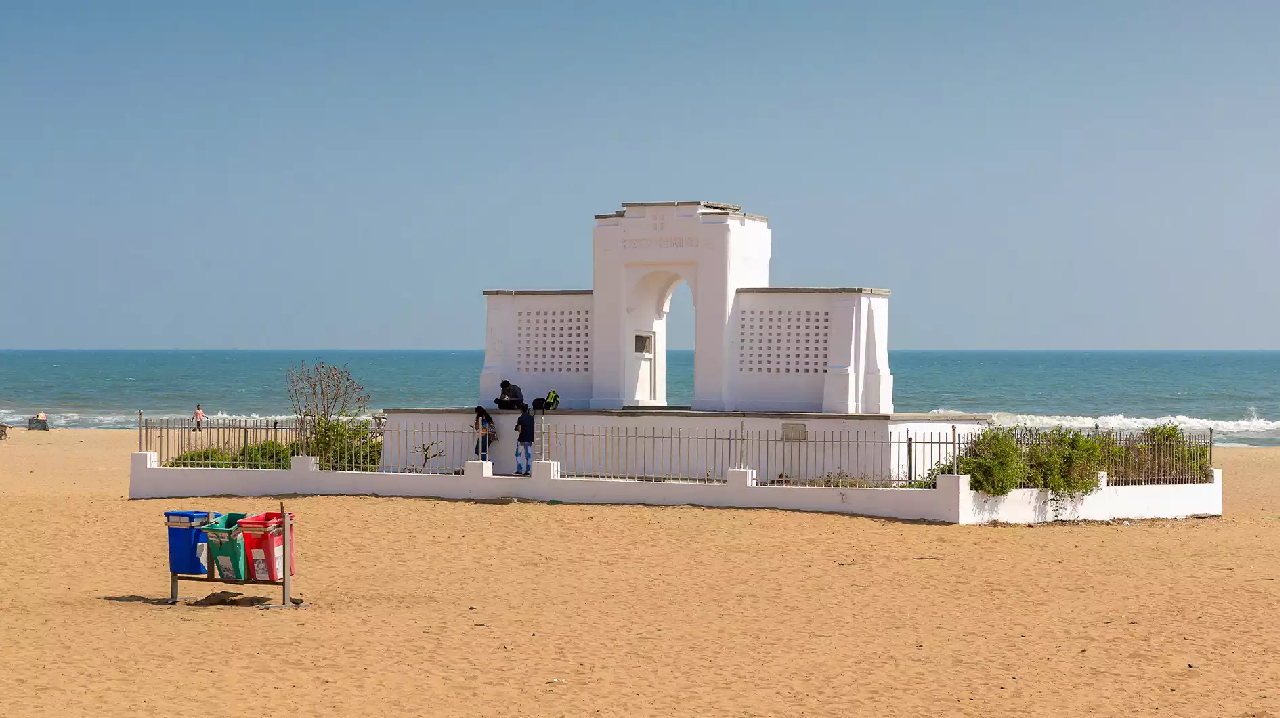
[474, 406, 495, 461]
[191, 404, 205, 432]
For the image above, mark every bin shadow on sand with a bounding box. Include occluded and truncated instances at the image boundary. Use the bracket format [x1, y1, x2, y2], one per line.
[103, 591, 274, 607]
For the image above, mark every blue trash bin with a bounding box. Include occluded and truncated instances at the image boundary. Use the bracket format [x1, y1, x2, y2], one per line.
[164, 511, 220, 575]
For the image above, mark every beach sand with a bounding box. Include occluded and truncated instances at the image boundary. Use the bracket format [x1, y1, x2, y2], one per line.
[2, 429, 1278, 717]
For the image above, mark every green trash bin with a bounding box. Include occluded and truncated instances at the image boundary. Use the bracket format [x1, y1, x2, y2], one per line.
[203, 513, 249, 580]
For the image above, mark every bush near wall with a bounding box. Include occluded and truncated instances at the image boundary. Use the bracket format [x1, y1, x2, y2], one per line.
[164, 421, 383, 471]
[165, 440, 293, 469]
[939, 424, 1212, 497]
[300, 418, 382, 472]
[1102, 424, 1212, 486]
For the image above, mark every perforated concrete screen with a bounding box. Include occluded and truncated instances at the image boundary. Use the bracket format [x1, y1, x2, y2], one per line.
[515, 308, 591, 374]
[738, 308, 831, 374]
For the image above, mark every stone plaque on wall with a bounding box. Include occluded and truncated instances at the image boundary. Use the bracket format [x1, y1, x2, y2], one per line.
[781, 423, 807, 441]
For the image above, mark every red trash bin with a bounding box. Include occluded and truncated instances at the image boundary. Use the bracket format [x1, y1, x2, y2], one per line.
[239, 512, 295, 581]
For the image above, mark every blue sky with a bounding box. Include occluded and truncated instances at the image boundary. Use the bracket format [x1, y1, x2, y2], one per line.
[3, 1, 1277, 349]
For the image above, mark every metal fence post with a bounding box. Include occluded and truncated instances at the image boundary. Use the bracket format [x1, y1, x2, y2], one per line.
[952, 424, 958, 473]
[737, 419, 746, 470]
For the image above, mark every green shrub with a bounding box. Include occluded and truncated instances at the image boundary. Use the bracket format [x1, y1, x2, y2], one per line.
[165, 446, 239, 468]
[167, 440, 294, 469]
[942, 422, 1209, 500]
[239, 440, 292, 469]
[937, 426, 1103, 499]
[164, 421, 384, 471]
[1140, 423, 1183, 443]
[1106, 422, 1212, 484]
[1024, 427, 1104, 499]
[301, 418, 383, 471]
[953, 427, 1028, 496]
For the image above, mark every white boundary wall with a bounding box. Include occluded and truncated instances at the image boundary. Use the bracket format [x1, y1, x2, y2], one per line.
[956, 470, 1224, 524]
[130, 454, 1222, 525]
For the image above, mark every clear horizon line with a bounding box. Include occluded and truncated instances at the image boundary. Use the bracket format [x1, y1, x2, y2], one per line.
[3, 347, 1280, 353]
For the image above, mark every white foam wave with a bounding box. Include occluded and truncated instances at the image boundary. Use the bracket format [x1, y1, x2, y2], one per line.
[4, 403, 1277, 440]
[989, 412, 1280, 436]
[928, 407, 1280, 439]
[0, 409, 305, 429]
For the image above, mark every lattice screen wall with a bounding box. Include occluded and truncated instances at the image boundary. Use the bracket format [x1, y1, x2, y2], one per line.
[514, 299, 593, 375]
[736, 304, 831, 375]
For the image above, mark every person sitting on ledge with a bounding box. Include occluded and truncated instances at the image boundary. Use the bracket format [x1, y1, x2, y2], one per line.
[494, 380, 524, 410]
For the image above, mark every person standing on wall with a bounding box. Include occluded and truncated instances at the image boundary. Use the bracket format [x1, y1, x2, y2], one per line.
[191, 404, 206, 432]
[474, 406, 496, 461]
[494, 380, 524, 410]
[514, 403, 535, 476]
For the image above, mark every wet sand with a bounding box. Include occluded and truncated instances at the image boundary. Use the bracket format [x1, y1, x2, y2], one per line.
[2, 429, 1278, 717]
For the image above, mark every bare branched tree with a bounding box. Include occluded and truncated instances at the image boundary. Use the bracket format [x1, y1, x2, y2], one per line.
[286, 361, 370, 424]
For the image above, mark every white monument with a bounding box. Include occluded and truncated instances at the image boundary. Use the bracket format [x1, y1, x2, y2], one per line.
[480, 201, 893, 414]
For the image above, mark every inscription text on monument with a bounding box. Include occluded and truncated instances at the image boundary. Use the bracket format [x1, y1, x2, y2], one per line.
[622, 237, 699, 250]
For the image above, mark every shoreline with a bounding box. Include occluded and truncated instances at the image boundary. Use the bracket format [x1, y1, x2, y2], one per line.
[11, 426, 1280, 449]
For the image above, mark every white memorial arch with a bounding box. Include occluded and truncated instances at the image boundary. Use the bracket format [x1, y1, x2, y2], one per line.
[480, 201, 893, 414]
[131, 201, 1221, 525]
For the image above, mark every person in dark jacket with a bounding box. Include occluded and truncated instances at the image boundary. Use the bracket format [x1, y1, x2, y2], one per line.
[494, 380, 524, 410]
[514, 403, 535, 475]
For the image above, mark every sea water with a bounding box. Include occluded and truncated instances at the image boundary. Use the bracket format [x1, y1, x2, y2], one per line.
[1, 350, 1277, 445]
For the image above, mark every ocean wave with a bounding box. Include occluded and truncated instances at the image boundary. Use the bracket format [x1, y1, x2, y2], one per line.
[924, 407, 1280, 439]
[6, 405, 1278, 441]
[991, 412, 1280, 437]
[0, 409, 305, 429]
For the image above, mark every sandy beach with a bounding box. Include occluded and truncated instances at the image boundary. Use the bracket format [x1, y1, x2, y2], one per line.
[2, 428, 1278, 717]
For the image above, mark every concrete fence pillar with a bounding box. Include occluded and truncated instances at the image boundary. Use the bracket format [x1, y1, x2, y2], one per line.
[531, 460, 560, 482]
[465, 460, 494, 479]
[129, 452, 160, 499]
[935, 473, 972, 525]
[291, 456, 318, 472]
[132, 451, 159, 471]
[727, 467, 757, 487]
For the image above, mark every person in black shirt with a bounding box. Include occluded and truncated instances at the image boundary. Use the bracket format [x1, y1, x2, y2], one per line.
[495, 380, 524, 410]
[514, 404, 535, 475]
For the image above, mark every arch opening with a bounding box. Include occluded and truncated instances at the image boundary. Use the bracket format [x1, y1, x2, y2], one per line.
[664, 281, 695, 406]
[624, 268, 696, 407]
